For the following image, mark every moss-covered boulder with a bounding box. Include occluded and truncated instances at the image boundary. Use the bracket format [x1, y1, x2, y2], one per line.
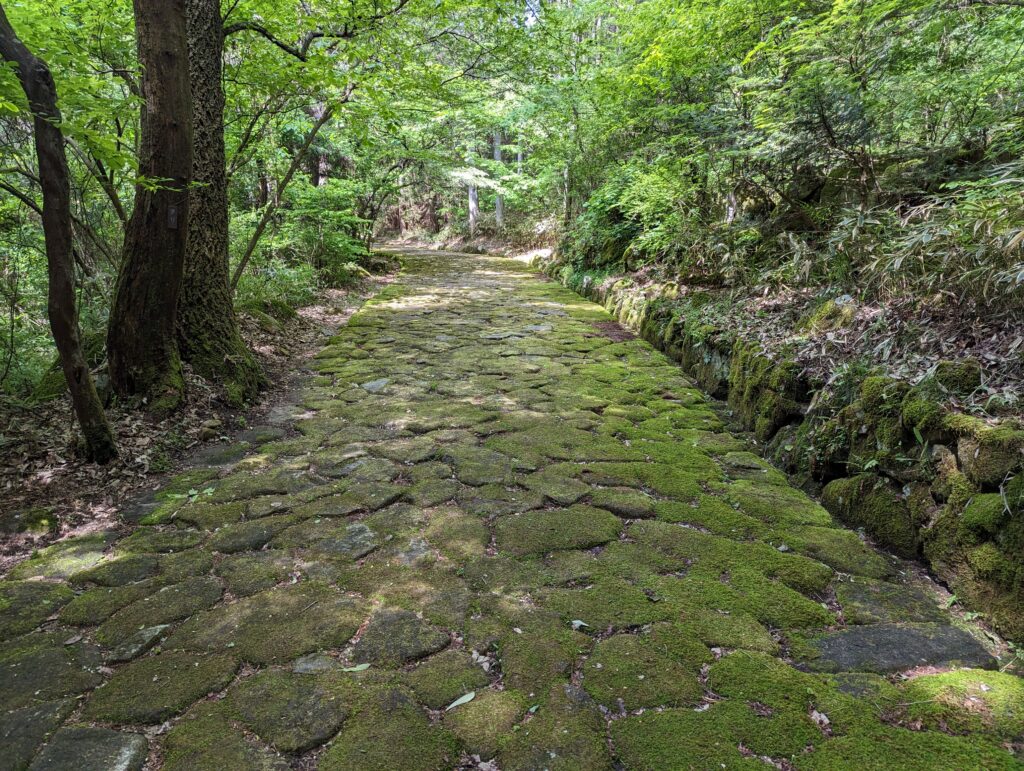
[821, 474, 920, 558]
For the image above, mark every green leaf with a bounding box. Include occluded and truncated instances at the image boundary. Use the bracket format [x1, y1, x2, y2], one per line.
[445, 691, 476, 711]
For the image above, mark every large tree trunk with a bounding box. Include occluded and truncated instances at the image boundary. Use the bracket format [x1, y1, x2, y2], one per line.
[108, 0, 192, 413]
[0, 5, 118, 463]
[177, 0, 263, 406]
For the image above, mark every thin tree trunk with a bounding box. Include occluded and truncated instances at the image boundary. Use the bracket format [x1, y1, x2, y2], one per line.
[468, 185, 479, 236]
[493, 130, 504, 230]
[107, 0, 193, 412]
[230, 107, 333, 290]
[0, 5, 118, 462]
[178, 0, 263, 406]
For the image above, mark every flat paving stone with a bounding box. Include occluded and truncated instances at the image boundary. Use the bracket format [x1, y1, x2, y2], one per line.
[28, 726, 147, 771]
[804, 623, 997, 673]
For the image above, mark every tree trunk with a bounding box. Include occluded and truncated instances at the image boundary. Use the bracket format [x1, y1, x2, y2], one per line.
[468, 184, 479, 236]
[0, 5, 118, 462]
[493, 130, 504, 230]
[107, 0, 192, 413]
[177, 0, 263, 406]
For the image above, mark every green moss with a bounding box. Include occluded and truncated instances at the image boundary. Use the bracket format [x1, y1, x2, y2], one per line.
[934, 359, 983, 396]
[674, 608, 778, 653]
[163, 702, 288, 771]
[728, 341, 804, 442]
[70, 553, 160, 586]
[215, 552, 292, 596]
[0, 581, 74, 641]
[966, 542, 1017, 586]
[542, 576, 675, 631]
[800, 298, 856, 334]
[319, 685, 460, 771]
[901, 392, 947, 439]
[59, 577, 167, 626]
[7, 532, 117, 580]
[821, 475, 919, 558]
[405, 649, 491, 709]
[945, 414, 1024, 487]
[497, 683, 611, 770]
[224, 669, 352, 752]
[717, 478, 833, 528]
[629, 519, 834, 595]
[116, 528, 204, 554]
[583, 633, 703, 710]
[494, 505, 622, 557]
[83, 651, 238, 724]
[165, 581, 368, 664]
[797, 725, 1016, 769]
[959, 494, 1008, 542]
[859, 376, 909, 417]
[899, 669, 1024, 740]
[613, 699, 820, 769]
[444, 689, 528, 758]
[94, 576, 223, 645]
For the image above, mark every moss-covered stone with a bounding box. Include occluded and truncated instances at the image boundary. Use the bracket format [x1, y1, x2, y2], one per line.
[319, 685, 460, 771]
[934, 359, 983, 396]
[352, 608, 450, 667]
[405, 649, 490, 709]
[494, 505, 622, 556]
[822, 474, 920, 558]
[70, 554, 161, 587]
[588, 486, 656, 518]
[583, 633, 702, 710]
[0, 580, 73, 641]
[542, 577, 675, 630]
[162, 702, 288, 771]
[0, 633, 103, 712]
[59, 577, 167, 627]
[224, 669, 350, 752]
[83, 651, 237, 724]
[498, 683, 612, 771]
[115, 528, 204, 554]
[443, 688, 526, 759]
[898, 669, 1024, 740]
[214, 551, 293, 596]
[613, 699, 820, 769]
[835, 577, 945, 625]
[95, 576, 223, 646]
[7, 532, 117, 580]
[165, 580, 364, 663]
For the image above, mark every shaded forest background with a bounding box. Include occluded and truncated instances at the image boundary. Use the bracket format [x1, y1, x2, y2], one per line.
[2, 0, 1024, 451]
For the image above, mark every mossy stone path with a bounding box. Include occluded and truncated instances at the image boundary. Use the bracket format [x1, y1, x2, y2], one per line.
[2, 250, 1022, 769]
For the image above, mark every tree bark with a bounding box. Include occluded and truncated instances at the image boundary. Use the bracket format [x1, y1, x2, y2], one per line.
[468, 184, 479, 236]
[493, 130, 504, 230]
[107, 0, 193, 413]
[177, 0, 263, 406]
[0, 4, 118, 462]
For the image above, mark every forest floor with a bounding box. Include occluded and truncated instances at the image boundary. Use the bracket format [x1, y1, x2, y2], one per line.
[1, 249, 1022, 770]
[0, 274, 393, 575]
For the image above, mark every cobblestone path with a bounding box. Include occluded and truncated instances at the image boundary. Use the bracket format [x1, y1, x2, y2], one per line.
[2, 250, 1021, 770]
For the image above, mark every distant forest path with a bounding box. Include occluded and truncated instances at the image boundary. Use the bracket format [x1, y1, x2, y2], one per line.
[1, 249, 1020, 770]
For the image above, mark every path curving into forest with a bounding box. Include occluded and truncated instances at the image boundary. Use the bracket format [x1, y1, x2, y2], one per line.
[1, 250, 1021, 770]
